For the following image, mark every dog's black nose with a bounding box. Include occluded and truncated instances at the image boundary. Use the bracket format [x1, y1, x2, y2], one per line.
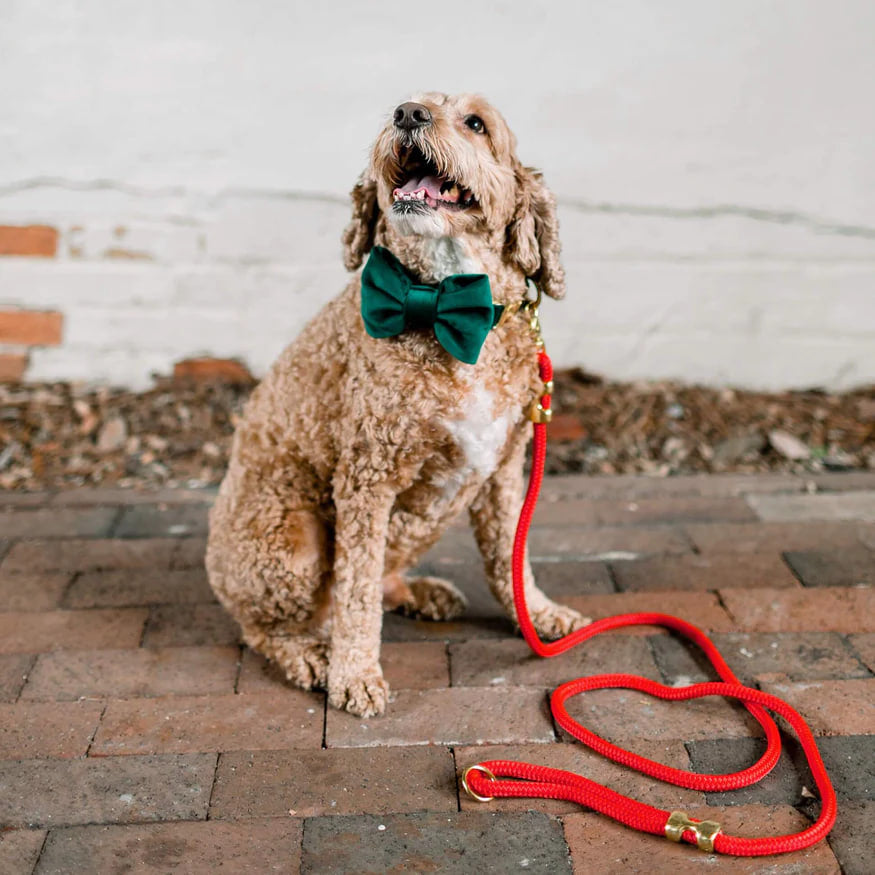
[393, 102, 432, 130]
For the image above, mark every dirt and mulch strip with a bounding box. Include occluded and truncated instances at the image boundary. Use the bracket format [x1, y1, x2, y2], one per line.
[0, 369, 872, 491]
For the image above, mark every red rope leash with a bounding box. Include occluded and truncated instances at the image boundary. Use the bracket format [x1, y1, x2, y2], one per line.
[461, 347, 838, 857]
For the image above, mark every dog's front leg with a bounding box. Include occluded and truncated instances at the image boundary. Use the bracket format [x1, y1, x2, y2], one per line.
[469, 427, 591, 639]
[327, 480, 394, 717]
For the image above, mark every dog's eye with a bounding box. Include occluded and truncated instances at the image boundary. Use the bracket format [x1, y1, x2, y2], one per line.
[464, 115, 486, 134]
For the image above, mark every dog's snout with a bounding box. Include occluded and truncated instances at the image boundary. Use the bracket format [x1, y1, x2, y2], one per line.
[393, 102, 432, 130]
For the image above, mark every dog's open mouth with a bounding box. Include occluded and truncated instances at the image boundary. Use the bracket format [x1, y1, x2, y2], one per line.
[392, 147, 476, 212]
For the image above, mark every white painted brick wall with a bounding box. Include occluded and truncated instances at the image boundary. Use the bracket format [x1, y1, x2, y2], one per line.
[1, 1, 873, 390]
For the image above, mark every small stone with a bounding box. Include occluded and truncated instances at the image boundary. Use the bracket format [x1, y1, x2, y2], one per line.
[768, 429, 810, 461]
[712, 433, 766, 466]
[823, 449, 857, 470]
[73, 400, 99, 436]
[662, 436, 688, 461]
[202, 441, 222, 459]
[146, 434, 169, 452]
[96, 416, 128, 453]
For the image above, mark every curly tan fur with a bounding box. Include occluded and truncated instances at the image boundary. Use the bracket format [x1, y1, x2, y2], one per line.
[206, 92, 589, 717]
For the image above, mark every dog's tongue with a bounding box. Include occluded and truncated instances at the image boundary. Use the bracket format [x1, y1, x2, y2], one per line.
[395, 174, 447, 199]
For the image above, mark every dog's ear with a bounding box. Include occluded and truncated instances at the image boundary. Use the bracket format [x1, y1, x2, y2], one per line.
[505, 163, 565, 300]
[342, 173, 380, 271]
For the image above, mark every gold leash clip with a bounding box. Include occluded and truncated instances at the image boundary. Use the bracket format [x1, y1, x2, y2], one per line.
[665, 811, 722, 853]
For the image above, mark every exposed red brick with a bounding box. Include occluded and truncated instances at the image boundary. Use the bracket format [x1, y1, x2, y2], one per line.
[0, 225, 58, 256]
[172, 357, 254, 386]
[546, 413, 587, 441]
[0, 700, 103, 759]
[0, 353, 27, 382]
[0, 310, 63, 346]
[103, 247, 153, 260]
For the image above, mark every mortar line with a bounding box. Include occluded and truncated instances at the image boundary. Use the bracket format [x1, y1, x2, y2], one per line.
[32, 828, 51, 875]
[450, 746, 462, 813]
[205, 752, 221, 821]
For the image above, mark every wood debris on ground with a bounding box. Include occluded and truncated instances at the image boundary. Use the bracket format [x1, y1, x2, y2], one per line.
[0, 370, 872, 490]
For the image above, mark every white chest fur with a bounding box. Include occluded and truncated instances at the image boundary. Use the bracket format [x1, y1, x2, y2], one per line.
[440, 382, 516, 489]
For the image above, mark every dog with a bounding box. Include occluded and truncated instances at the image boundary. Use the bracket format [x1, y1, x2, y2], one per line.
[206, 92, 589, 717]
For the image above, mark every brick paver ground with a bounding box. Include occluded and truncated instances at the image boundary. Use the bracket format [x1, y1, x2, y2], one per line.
[0, 473, 873, 873]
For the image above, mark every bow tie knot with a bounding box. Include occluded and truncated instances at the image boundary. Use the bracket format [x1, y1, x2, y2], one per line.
[360, 246, 503, 364]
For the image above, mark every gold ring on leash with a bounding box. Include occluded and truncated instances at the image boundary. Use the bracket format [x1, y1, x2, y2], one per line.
[461, 764, 497, 802]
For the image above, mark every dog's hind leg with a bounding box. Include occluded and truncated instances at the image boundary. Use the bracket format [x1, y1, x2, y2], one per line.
[207, 490, 333, 691]
[239, 622, 330, 690]
[382, 572, 467, 620]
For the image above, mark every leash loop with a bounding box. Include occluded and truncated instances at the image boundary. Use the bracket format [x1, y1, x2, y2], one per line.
[460, 300, 838, 857]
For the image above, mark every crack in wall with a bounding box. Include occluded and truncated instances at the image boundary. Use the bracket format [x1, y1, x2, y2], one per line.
[561, 198, 875, 240]
[1, 177, 874, 240]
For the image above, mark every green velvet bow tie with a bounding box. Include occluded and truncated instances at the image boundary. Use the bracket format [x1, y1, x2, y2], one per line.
[360, 246, 503, 365]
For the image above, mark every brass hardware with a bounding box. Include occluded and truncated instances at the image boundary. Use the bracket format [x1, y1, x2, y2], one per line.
[543, 380, 554, 395]
[530, 400, 553, 424]
[494, 300, 521, 330]
[523, 278, 543, 312]
[461, 765, 497, 802]
[665, 811, 722, 853]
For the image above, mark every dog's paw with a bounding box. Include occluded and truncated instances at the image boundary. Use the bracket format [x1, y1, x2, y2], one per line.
[401, 576, 468, 621]
[530, 602, 591, 640]
[278, 639, 329, 690]
[328, 669, 389, 717]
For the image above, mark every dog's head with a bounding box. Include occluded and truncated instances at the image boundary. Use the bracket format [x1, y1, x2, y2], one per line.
[342, 92, 564, 299]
